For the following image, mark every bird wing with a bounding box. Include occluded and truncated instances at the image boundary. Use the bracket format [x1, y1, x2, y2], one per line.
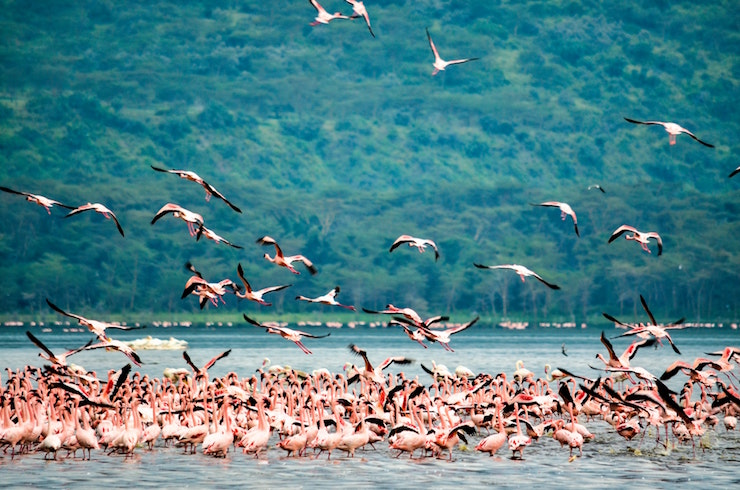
[297, 330, 331, 339]
[203, 349, 231, 370]
[639, 295, 658, 326]
[348, 344, 373, 372]
[531, 272, 560, 290]
[447, 316, 479, 334]
[599, 331, 618, 362]
[608, 225, 637, 243]
[242, 313, 266, 328]
[389, 235, 414, 252]
[46, 299, 87, 324]
[151, 204, 179, 224]
[182, 351, 200, 372]
[26, 331, 57, 360]
[425, 28, 440, 60]
[201, 180, 242, 213]
[624, 117, 664, 126]
[379, 356, 413, 371]
[729, 166, 740, 178]
[109, 212, 125, 237]
[646, 232, 663, 255]
[236, 263, 253, 293]
[679, 127, 714, 148]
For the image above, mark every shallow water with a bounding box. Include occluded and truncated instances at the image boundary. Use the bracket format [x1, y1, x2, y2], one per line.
[1, 323, 739, 488]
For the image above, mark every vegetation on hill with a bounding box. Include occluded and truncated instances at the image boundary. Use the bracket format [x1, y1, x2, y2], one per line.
[1, 0, 738, 324]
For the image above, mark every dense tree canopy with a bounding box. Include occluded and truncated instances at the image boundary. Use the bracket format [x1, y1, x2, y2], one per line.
[1, 0, 738, 324]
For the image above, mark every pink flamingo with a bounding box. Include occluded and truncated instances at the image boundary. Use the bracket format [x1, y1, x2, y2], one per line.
[151, 203, 204, 237]
[244, 314, 330, 354]
[608, 225, 663, 256]
[256, 235, 318, 275]
[624, 117, 714, 147]
[150, 165, 241, 212]
[235, 263, 292, 306]
[295, 286, 357, 311]
[0, 186, 73, 214]
[474, 263, 560, 290]
[389, 234, 440, 261]
[531, 201, 579, 237]
[65, 202, 124, 236]
[426, 27, 479, 75]
[309, 0, 349, 26]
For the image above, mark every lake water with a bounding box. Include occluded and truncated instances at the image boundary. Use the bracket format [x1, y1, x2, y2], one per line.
[1, 322, 739, 488]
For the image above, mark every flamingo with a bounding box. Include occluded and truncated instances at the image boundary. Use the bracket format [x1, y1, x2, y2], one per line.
[389, 235, 440, 261]
[362, 304, 429, 326]
[0, 186, 74, 214]
[426, 27, 479, 75]
[25, 330, 92, 368]
[195, 225, 242, 249]
[474, 263, 560, 290]
[531, 201, 579, 237]
[624, 117, 714, 147]
[594, 330, 656, 371]
[256, 235, 318, 275]
[347, 344, 413, 385]
[151, 203, 204, 237]
[65, 202, 124, 236]
[46, 298, 143, 341]
[309, 0, 349, 26]
[182, 349, 231, 379]
[413, 316, 479, 352]
[150, 165, 241, 212]
[507, 403, 532, 459]
[605, 295, 686, 354]
[235, 263, 292, 306]
[587, 184, 606, 193]
[76, 338, 143, 366]
[244, 314, 330, 354]
[476, 402, 507, 456]
[345, 0, 374, 37]
[608, 225, 663, 256]
[295, 286, 357, 311]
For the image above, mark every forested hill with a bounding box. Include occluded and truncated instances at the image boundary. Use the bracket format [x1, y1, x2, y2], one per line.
[1, 0, 738, 323]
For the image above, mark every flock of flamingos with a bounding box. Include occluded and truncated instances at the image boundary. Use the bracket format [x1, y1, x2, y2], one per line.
[2, 0, 739, 466]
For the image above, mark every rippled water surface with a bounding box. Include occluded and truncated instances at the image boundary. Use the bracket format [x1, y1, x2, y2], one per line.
[1, 323, 739, 488]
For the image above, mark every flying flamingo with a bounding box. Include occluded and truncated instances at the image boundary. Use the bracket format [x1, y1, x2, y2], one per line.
[309, 0, 349, 26]
[0, 186, 74, 214]
[295, 286, 357, 311]
[362, 304, 426, 326]
[531, 201, 579, 237]
[151, 203, 204, 237]
[474, 263, 560, 290]
[76, 338, 143, 366]
[46, 298, 143, 341]
[244, 314, 330, 354]
[624, 117, 714, 147]
[25, 331, 92, 368]
[426, 27, 479, 75]
[256, 235, 318, 275]
[593, 330, 657, 371]
[182, 349, 231, 379]
[389, 234, 440, 261]
[347, 344, 413, 384]
[65, 202, 125, 236]
[345, 0, 374, 37]
[608, 225, 663, 256]
[150, 165, 241, 212]
[235, 263, 292, 306]
[195, 225, 242, 249]
[407, 316, 479, 352]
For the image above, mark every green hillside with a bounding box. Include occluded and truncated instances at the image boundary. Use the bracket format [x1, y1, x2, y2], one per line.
[1, 0, 738, 324]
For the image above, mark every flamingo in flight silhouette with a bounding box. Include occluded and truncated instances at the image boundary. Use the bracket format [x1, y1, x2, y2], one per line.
[426, 27, 479, 75]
